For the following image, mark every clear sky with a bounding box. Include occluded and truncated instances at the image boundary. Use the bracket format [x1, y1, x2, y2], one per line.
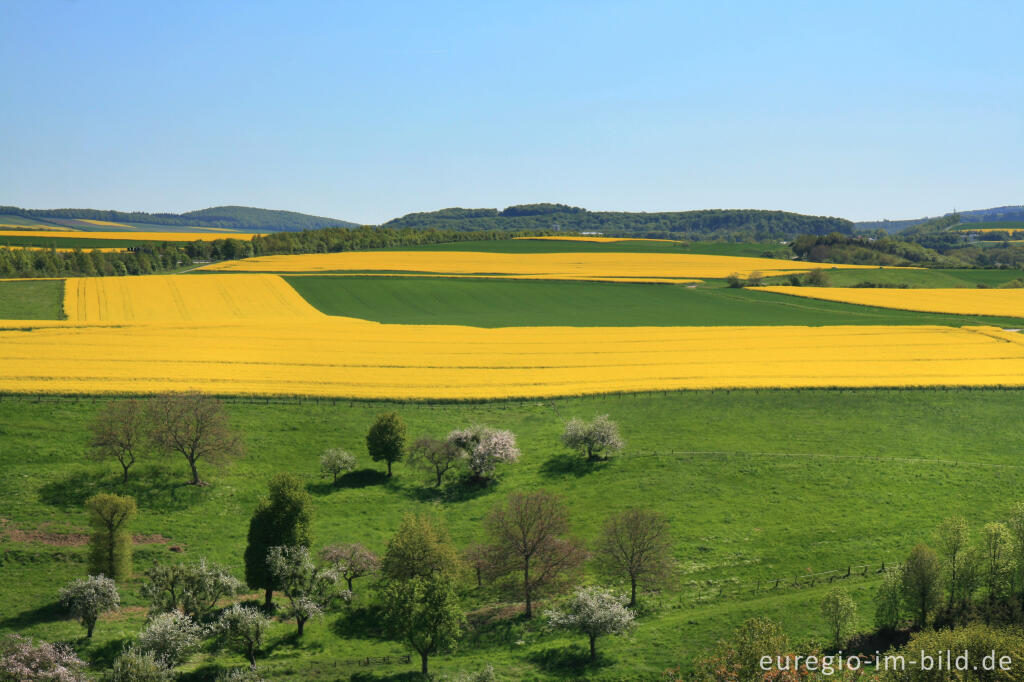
[1, 0, 1021, 224]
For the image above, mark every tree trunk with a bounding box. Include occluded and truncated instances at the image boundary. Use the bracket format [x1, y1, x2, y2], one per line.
[346, 576, 354, 591]
[264, 587, 273, 609]
[87, 620, 95, 638]
[475, 566, 482, 588]
[630, 576, 637, 607]
[297, 617, 305, 636]
[108, 531, 116, 579]
[589, 634, 597, 661]
[122, 463, 130, 483]
[247, 643, 256, 666]
[436, 469, 443, 487]
[421, 651, 429, 675]
[386, 460, 392, 477]
[188, 458, 201, 485]
[524, 562, 532, 618]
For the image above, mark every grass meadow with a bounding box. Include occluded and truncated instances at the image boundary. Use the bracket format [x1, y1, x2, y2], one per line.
[3, 390, 1024, 679]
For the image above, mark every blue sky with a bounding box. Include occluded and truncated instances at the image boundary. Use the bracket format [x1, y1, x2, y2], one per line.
[1, 0, 1020, 224]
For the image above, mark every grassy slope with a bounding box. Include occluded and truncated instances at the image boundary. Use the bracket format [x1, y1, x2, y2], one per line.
[3, 391, 1024, 679]
[285, 275, 1024, 327]
[0, 280, 63, 319]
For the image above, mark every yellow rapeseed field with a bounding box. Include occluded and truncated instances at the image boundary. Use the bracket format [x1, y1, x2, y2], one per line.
[760, 286, 1024, 319]
[0, 231, 263, 242]
[200, 251, 876, 281]
[63, 274, 322, 322]
[0, 316, 1022, 397]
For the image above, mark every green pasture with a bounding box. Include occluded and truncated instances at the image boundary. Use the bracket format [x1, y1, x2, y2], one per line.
[2, 390, 1024, 678]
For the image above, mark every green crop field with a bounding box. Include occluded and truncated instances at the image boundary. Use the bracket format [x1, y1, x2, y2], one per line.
[286, 275, 1024, 327]
[0, 235, 165, 249]
[0, 279, 64, 319]
[1, 390, 1023, 679]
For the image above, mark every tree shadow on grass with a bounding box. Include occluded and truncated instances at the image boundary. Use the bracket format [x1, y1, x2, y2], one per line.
[403, 477, 496, 505]
[80, 636, 131, 670]
[336, 469, 390, 489]
[0, 600, 64, 631]
[349, 673, 424, 682]
[331, 605, 388, 641]
[527, 644, 612, 676]
[38, 465, 202, 511]
[539, 453, 611, 478]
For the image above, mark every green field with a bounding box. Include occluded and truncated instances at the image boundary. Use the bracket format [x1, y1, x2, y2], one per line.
[0, 279, 64, 319]
[2, 390, 1024, 679]
[286, 275, 1024, 327]
[0, 235, 163, 249]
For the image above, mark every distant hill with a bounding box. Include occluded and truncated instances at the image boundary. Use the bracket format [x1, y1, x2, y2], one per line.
[857, 205, 1024, 233]
[383, 204, 854, 240]
[0, 205, 359, 232]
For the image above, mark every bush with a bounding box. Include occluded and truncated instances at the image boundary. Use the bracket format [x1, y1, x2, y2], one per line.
[319, 448, 356, 485]
[103, 647, 174, 682]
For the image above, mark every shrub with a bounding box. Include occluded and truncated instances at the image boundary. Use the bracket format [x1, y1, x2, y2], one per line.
[0, 634, 88, 681]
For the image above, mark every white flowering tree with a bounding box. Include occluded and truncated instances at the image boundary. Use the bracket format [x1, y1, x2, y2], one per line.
[0, 634, 88, 681]
[266, 545, 348, 636]
[319, 448, 356, 485]
[136, 612, 204, 667]
[59, 574, 120, 638]
[544, 586, 634, 661]
[561, 415, 624, 461]
[446, 426, 520, 482]
[216, 604, 269, 666]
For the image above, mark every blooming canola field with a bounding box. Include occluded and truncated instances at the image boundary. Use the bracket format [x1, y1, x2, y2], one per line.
[2, 316, 1024, 397]
[760, 286, 1024, 319]
[63, 274, 321, 322]
[0, 272, 1023, 397]
[199, 250, 877, 282]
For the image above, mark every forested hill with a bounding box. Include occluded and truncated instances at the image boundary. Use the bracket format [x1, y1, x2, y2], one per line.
[382, 204, 854, 240]
[856, 205, 1024, 233]
[0, 205, 358, 231]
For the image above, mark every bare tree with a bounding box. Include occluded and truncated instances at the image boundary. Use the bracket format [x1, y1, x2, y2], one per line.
[321, 543, 380, 593]
[462, 543, 489, 589]
[409, 437, 463, 487]
[484, 490, 586, 618]
[149, 392, 243, 485]
[89, 398, 148, 482]
[596, 509, 674, 606]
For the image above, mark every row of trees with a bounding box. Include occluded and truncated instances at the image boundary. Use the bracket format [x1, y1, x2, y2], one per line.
[0, 244, 186, 278]
[876, 506, 1024, 632]
[356, 411, 623, 485]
